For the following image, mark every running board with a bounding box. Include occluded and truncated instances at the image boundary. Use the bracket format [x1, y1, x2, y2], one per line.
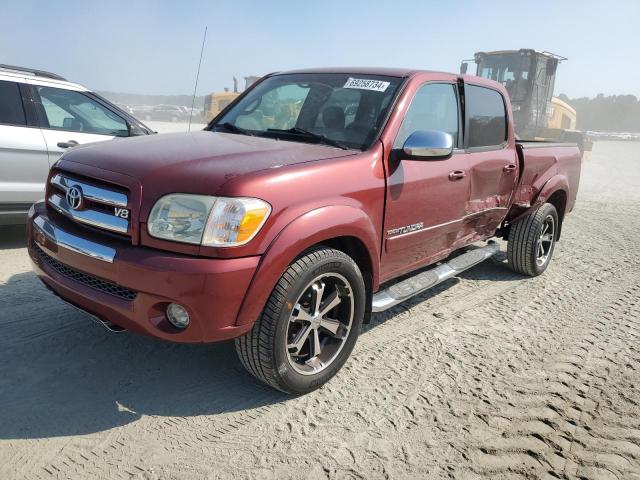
[372, 241, 499, 312]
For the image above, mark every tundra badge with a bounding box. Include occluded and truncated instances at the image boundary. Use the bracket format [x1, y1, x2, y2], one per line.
[387, 222, 424, 237]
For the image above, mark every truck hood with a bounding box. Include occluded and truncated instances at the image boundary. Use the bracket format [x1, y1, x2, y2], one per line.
[60, 131, 355, 195]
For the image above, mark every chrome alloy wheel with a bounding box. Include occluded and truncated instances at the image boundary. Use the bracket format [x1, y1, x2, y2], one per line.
[285, 273, 354, 375]
[536, 214, 555, 267]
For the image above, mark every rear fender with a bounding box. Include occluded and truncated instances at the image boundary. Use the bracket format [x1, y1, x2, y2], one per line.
[235, 205, 380, 326]
[509, 174, 569, 228]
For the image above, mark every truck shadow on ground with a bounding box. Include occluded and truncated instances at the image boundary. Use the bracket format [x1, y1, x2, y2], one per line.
[0, 253, 519, 440]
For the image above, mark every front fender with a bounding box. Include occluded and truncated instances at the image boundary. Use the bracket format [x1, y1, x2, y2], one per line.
[235, 205, 380, 326]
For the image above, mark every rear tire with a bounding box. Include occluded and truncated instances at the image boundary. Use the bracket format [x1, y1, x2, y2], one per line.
[235, 247, 366, 395]
[507, 203, 558, 277]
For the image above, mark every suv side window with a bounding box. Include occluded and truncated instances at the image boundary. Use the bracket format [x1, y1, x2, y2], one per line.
[0, 80, 27, 126]
[394, 83, 459, 149]
[466, 85, 507, 148]
[36, 86, 129, 136]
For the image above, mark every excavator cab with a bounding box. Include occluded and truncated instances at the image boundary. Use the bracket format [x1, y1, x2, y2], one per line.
[461, 49, 564, 140]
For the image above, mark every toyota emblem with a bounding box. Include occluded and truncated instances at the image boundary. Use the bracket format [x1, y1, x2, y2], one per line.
[66, 186, 83, 210]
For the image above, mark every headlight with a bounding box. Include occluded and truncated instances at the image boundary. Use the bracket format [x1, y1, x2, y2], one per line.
[147, 194, 271, 247]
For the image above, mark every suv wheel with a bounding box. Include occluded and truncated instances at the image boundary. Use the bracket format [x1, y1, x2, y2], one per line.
[235, 247, 365, 395]
[507, 203, 559, 276]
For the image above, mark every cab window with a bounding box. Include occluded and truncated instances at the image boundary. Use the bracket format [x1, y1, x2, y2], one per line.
[394, 83, 459, 149]
[466, 85, 507, 148]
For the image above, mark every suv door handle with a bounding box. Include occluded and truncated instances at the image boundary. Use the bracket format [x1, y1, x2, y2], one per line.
[448, 170, 466, 181]
[503, 164, 517, 173]
[57, 140, 79, 149]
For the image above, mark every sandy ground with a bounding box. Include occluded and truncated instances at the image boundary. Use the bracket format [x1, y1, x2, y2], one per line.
[0, 141, 639, 480]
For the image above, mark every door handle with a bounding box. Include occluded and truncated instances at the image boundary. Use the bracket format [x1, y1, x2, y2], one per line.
[57, 140, 79, 149]
[448, 170, 466, 181]
[503, 164, 517, 173]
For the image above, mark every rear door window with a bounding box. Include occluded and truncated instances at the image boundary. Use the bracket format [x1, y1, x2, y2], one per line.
[0, 80, 27, 126]
[466, 85, 507, 148]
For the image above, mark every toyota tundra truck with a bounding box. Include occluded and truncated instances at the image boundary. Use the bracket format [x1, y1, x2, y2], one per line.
[27, 68, 581, 394]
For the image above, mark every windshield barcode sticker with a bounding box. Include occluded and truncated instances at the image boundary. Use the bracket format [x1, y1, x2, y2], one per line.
[343, 77, 390, 92]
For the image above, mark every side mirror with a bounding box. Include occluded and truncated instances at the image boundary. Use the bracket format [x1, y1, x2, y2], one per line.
[460, 62, 468, 75]
[402, 130, 454, 160]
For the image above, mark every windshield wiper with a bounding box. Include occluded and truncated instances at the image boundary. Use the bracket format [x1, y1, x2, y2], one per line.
[214, 122, 256, 136]
[267, 127, 349, 150]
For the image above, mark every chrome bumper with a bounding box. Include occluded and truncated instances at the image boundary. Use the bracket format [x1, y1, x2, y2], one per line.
[33, 214, 116, 263]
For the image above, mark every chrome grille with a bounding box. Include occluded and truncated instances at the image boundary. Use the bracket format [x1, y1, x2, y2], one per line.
[49, 174, 130, 235]
[32, 242, 137, 301]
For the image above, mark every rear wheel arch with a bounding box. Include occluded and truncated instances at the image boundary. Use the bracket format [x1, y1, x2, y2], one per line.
[546, 189, 567, 240]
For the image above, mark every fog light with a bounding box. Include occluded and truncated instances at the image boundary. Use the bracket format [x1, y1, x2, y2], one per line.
[166, 303, 190, 329]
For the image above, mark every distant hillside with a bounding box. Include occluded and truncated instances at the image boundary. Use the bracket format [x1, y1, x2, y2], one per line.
[98, 91, 205, 108]
[560, 94, 640, 133]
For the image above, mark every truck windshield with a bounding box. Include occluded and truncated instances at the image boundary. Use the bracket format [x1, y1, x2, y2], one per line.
[476, 53, 532, 102]
[212, 73, 403, 150]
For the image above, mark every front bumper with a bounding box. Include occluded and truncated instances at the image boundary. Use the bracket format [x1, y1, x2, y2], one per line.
[27, 202, 259, 343]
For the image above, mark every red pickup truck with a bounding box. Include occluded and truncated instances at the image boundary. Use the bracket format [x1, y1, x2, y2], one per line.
[27, 68, 581, 394]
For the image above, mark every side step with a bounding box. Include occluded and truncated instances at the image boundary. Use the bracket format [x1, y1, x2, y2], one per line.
[372, 241, 499, 312]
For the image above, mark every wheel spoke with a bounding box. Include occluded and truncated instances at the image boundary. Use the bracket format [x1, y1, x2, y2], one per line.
[287, 324, 312, 355]
[541, 223, 549, 236]
[305, 355, 324, 372]
[311, 282, 325, 316]
[319, 317, 342, 336]
[290, 303, 313, 323]
[541, 233, 553, 243]
[319, 289, 342, 317]
[537, 241, 544, 258]
[312, 328, 322, 357]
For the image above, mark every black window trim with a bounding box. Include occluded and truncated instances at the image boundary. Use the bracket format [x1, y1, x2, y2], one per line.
[0, 80, 28, 128]
[461, 81, 509, 152]
[391, 80, 464, 153]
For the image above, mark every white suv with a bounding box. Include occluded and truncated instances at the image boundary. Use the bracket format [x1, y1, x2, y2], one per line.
[0, 65, 152, 224]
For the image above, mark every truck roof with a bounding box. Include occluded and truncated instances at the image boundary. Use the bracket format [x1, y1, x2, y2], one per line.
[275, 67, 425, 78]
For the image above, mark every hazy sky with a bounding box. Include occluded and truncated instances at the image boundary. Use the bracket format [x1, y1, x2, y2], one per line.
[1, 0, 638, 98]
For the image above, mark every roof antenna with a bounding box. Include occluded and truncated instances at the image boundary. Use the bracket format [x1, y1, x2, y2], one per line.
[188, 26, 207, 132]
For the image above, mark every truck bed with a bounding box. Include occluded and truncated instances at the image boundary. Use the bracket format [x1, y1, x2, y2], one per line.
[509, 140, 582, 223]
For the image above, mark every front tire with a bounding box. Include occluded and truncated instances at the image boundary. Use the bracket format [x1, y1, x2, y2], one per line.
[507, 203, 558, 276]
[235, 247, 366, 395]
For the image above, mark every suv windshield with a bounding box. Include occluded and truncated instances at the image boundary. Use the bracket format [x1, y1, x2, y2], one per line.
[212, 73, 403, 150]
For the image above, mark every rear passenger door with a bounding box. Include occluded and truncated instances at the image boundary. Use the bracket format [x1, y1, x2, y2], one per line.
[28, 83, 129, 163]
[0, 79, 50, 210]
[462, 83, 518, 236]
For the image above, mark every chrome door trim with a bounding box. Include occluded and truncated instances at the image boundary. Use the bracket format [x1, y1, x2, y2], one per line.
[33, 215, 116, 263]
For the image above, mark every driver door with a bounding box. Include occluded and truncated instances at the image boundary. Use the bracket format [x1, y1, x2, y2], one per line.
[381, 82, 471, 279]
[27, 82, 128, 163]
